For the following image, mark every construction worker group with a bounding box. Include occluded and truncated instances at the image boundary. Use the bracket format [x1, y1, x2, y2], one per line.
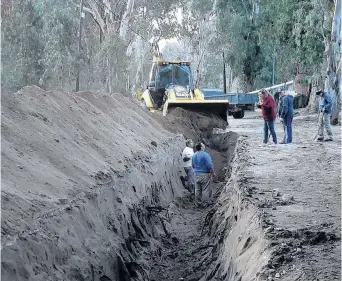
[256, 87, 333, 144]
[181, 87, 334, 207]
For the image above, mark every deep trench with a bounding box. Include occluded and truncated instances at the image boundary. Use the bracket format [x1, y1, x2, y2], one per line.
[2, 92, 339, 281]
[97, 128, 266, 281]
[0, 118, 268, 281]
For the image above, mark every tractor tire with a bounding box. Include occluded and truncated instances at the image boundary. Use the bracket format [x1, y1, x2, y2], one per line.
[232, 109, 245, 119]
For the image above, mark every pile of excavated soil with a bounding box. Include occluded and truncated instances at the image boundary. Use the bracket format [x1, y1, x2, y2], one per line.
[152, 107, 227, 142]
[1, 87, 236, 281]
[1, 86, 188, 280]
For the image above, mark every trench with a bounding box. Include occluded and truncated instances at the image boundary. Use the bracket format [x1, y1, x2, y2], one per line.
[92, 130, 269, 281]
[1, 102, 269, 281]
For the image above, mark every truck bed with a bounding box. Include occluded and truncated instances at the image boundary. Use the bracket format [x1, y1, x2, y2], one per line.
[201, 89, 258, 105]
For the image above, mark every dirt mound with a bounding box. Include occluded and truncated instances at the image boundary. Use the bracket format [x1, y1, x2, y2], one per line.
[153, 107, 228, 142]
[1, 86, 241, 281]
[1, 86, 189, 280]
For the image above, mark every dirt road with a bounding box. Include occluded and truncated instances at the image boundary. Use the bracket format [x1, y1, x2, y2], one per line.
[229, 111, 341, 280]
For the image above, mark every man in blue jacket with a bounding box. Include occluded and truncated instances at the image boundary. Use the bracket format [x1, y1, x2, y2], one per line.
[192, 143, 215, 207]
[278, 88, 294, 144]
[316, 90, 333, 141]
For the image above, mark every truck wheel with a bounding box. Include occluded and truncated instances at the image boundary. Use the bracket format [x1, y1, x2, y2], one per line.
[232, 109, 245, 119]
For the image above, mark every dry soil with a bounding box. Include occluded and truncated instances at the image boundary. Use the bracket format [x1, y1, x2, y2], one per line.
[1, 87, 341, 281]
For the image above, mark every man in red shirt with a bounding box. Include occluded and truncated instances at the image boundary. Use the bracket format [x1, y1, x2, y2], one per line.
[256, 89, 278, 145]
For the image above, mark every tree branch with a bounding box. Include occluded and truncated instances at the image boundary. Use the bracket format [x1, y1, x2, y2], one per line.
[85, 0, 107, 33]
[240, 0, 250, 17]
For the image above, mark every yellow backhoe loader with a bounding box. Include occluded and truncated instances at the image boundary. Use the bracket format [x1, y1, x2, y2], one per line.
[137, 46, 229, 121]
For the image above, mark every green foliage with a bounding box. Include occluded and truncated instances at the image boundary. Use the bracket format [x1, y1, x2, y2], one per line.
[1, 0, 184, 92]
[1, 0, 79, 90]
[2, 1, 43, 88]
[1, 0, 333, 93]
[214, 0, 332, 89]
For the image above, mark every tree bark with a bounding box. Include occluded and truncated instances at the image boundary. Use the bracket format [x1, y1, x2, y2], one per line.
[85, 1, 107, 37]
[325, 0, 341, 123]
[119, 0, 135, 41]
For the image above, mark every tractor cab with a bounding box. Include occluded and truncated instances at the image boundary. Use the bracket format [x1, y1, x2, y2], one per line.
[146, 61, 193, 108]
[140, 58, 229, 121]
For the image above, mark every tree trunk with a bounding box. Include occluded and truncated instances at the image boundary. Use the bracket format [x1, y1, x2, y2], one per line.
[119, 0, 135, 41]
[307, 0, 340, 116]
[326, 0, 341, 124]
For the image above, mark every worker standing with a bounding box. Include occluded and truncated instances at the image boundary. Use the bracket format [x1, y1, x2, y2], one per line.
[316, 90, 333, 141]
[192, 143, 215, 207]
[180, 139, 195, 194]
[278, 88, 294, 144]
[256, 89, 278, 145]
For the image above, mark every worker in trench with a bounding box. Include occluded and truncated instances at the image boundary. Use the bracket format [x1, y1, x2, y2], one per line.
[316, 90, 333, 141]
[192, 143, 215, 207]
[180, 139, 195, 194]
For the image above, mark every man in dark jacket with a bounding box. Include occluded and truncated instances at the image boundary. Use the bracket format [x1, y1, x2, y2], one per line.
[256, 89, 277, 145]
[316, 90, 333, 141]
[278, 88, 294, 144]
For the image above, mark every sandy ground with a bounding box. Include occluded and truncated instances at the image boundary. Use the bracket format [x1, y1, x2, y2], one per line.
[1, 86, 340, 281]
[1, 87, 231, 281]
[1, 86, 187, 280]
[228, 111, 341, 280]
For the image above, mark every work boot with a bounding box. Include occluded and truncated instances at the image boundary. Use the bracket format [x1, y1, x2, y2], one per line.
[324, 137, 333, 141]
[316, 136, 324, 141]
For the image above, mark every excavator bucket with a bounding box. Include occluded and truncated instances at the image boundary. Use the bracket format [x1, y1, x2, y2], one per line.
[162, 87, 229, 121]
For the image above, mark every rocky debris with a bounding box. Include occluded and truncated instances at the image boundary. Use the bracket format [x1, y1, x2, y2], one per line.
[272, 188, 281, 197]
